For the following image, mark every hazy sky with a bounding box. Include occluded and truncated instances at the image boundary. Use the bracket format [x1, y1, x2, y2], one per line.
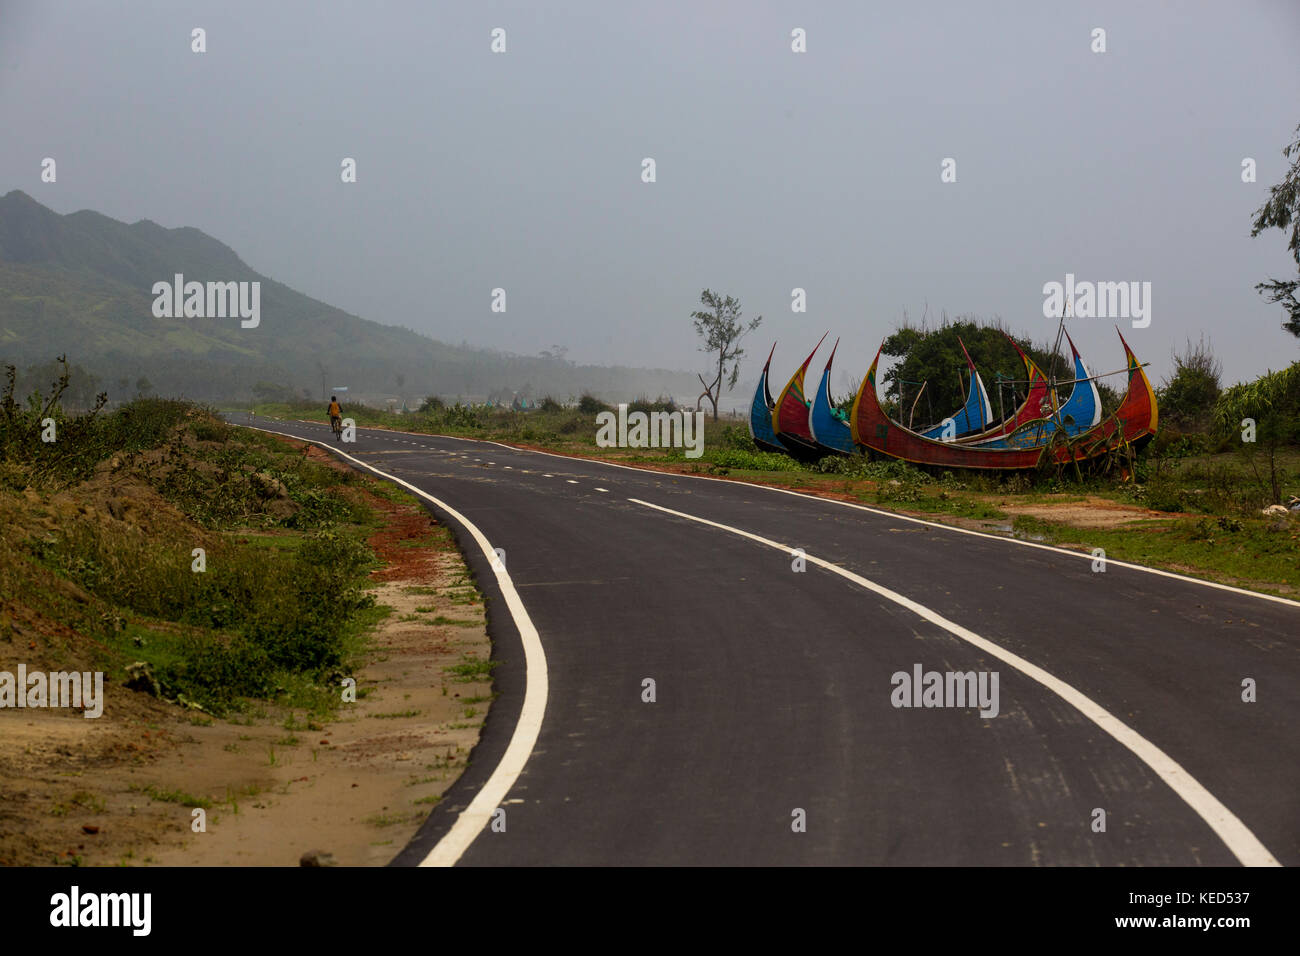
[3, 0, 1299, 394]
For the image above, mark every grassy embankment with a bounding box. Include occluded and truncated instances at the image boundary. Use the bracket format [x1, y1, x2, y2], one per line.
[2, 387, 453, 718]
[246, 397, 1300, 597]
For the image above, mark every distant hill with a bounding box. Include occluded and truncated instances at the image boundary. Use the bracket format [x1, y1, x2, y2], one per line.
[0, 191, 703, 406]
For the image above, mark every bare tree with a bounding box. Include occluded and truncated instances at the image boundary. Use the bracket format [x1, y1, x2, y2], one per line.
[691, 289, 762, 420]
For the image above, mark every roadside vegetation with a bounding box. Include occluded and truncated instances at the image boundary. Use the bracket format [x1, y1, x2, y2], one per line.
[2, 357, 386, 717]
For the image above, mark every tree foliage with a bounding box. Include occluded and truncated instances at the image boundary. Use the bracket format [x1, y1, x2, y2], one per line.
[1213, 362, 1300, 503]
[1157, 336, 1221, 431]
[879, 317, 1070, 430]
[691, 289, 761, 420]
[1250, 122, 1300, 338]
[1213, 362, 1300, 435]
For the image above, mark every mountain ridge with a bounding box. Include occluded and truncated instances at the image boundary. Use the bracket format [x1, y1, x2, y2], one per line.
[0, 191, 703, 405]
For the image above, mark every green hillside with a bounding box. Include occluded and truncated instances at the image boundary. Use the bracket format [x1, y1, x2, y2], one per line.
[0, 191, 700, 406]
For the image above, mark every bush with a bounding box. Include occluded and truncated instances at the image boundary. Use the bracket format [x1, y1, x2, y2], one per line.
[629, 395, 676, 414]
[440, 403, 481, 429]
[34, 518, 376, 713]
[718, 424, 757, 450]
[1157, 336, 1221, 431]
[577, 394, 606, 414]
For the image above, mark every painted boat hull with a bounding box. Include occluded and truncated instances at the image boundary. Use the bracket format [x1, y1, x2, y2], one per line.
[748, 346, 786, 454]
[919, 352, 993, 441]
[773, 335, 829, 459]
[808, 344, 858, 455]
[850, 331, 1156, 471]
[974, 348, 1101, 450]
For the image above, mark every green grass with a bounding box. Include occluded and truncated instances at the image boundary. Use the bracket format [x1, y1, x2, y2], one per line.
[364, 812, 420, 828]
[1010, 514, 1299, 596]
[444, 656, 499, 682]
[1, 399, 389, 717]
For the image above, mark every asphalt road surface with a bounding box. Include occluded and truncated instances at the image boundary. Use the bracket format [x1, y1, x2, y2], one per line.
[234, 414, 1300, 867]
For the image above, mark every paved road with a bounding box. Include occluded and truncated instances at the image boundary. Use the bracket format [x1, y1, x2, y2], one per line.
[235, 415, 1300, 866]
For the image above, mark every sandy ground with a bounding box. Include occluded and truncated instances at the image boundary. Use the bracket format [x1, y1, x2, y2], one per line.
[0, 450, 492, 867]
[145, 572, 490, 866]
[984, 496, 1169, 529]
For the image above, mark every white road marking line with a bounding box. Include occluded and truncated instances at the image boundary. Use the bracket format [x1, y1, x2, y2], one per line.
[504, 466, 513, 469]
[566, 480, 579, 484]
[449, 439, 1300, 610]
[628, 496, 1281, 868]
[543, 474, 553, 478]
[241, 423, 548, 868]
[595, 487, 609, 492]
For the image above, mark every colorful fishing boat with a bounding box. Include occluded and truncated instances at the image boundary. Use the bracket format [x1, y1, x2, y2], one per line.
[747, 343, 786, 455]
[954, 336, 1056, 444]
[850, 329, 1156, 471]
[918, 338, 993, 441]
[808, 339, 857, 454]
[972, 331, 1101, 450]
[772, 334, 828, 459]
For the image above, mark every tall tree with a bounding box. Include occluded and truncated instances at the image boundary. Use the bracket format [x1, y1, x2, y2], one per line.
[691, 290, 761, 420]
[880, 317, 1068, 428]
[1250, 121, 1300, 338]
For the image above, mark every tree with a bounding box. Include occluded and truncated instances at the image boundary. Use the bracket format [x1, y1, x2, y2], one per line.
[880, 317, 1067, 430]
[20, 359, 100, 412]
[691, 290, 762, 421]
[1157, 336, 1222, 431]
[135, 375, 154, 397]
[1250, 121, 1300, 338]
[1214, 362, 1300, 504]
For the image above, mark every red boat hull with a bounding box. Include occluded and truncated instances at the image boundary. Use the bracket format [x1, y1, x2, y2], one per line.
[851, 331, 1156, 471]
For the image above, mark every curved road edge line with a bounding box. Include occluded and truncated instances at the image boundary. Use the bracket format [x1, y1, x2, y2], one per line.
[360, 423, 1300, 612]
[629, 496, 1281, 867]
[244, 424, 549, 868]
[265, 417, 1300, 609]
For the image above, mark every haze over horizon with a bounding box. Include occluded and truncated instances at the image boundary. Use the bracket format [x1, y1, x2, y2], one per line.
[3, 0, 1299, 393]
